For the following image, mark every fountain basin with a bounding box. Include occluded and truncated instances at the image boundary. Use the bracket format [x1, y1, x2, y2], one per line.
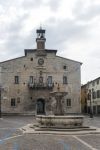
[36, 115, 84, 128]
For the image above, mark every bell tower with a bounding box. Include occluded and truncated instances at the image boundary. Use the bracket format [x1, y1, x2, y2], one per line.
[36, 27, 46, 50]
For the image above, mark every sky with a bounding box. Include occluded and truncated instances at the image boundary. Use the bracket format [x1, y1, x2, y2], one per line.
[0, 0, 100, 84]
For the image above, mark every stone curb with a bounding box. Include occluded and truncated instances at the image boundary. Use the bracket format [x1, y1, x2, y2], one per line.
[20, 124, 100, 135]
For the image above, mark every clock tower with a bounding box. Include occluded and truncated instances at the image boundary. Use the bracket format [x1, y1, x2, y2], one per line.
[36, 27, 46, 50]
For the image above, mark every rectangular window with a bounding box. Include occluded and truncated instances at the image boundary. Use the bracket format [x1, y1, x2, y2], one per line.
[63, 76, 67, 84]
[11, 98, 16, 106]
[88, 90, 91, 100]
[92, 91, 96, 99]
[97, 105, 100, 114]
[29, 76, 34, 83]
[15, 76, 19, 84]
[66, 99, 71, 107]
[47, 76, 53, 87]
[88, 93, 90, 100]
[97, 90, 100, 98]
[48, 76, 52, 84]
[97, 79, 99, 85]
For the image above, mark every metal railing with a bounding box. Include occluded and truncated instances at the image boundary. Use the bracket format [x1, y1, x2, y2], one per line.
[28, 82, 54, 89]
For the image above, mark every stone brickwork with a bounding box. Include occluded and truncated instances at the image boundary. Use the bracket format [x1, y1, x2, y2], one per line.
[0, 28, 82, 115]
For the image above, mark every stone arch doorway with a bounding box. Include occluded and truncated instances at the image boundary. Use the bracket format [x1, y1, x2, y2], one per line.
[37, 98, 45, 115]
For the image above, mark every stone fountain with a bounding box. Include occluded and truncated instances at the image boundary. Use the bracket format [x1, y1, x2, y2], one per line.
[36, 91, 84, 129]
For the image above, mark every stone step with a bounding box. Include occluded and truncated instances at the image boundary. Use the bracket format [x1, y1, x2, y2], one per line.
[34, 126, 96, 132]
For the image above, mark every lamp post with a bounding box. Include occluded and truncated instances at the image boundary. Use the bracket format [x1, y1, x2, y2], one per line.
[89, 90, 93, 118]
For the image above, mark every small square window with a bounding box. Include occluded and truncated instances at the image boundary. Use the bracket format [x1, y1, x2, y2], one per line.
[63, 65, 66, 69]
[30, 58, 33, 61]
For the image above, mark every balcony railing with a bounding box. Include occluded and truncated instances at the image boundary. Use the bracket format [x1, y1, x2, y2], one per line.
[28, 82, 54, 90]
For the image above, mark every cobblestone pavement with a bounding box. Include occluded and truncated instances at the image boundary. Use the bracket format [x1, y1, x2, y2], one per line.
[0, 115, 100, 150]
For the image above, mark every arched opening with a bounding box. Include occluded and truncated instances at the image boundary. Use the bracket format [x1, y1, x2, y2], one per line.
[37, 99, 45, 115]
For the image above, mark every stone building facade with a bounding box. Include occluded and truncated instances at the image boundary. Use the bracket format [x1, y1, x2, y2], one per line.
[82, 77, 100, 115]
[0, 28, 82, 115]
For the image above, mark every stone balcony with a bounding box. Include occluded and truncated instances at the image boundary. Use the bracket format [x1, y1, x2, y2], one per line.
[28, 82, 54, 90]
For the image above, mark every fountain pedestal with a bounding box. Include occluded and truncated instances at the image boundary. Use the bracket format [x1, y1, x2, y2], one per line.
[36, 115, 83, 128]
[52, 91, 67, 115]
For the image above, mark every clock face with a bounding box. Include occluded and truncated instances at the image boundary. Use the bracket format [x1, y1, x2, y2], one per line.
[38, 58, 44, 65]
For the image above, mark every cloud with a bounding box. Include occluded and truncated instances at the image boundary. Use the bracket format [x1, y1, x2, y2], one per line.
[73, 0, 100, 21]
[47, 0, 61, 11]
[0, 0, 100, 84]
[44, 18, 89, 51]
[21, 0, 61, 12]
[0, 12, 32, 61]
[22, 0, 43, 9]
